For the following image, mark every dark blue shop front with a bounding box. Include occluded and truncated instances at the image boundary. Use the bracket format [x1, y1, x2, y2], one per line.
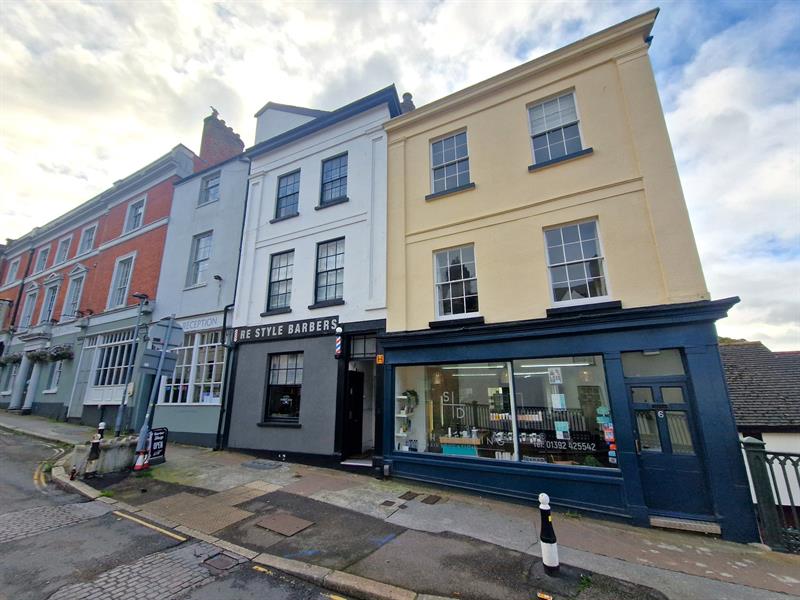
[379, 299, 758, 543]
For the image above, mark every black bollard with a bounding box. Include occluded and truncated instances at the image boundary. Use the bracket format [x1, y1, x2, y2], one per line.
[538, 492, 559, 575]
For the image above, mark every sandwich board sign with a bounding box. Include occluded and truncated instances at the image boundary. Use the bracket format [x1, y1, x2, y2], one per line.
[149, 428, 168, 465]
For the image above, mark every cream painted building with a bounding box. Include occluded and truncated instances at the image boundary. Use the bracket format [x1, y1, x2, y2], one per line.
[378, 10, 757, 543]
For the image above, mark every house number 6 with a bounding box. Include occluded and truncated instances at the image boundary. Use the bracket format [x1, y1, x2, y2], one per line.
[657, 410, 665, 418]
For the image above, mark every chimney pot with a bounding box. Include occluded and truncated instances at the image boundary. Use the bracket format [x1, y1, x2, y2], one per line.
[400, 92, 415, 114]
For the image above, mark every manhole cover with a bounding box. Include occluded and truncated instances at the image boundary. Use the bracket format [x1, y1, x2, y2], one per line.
[256, 512, 314, 536]
[399, 491, 419, 501]
[421, 494, 442, 505]
[204, 553, 238, 571]
[242, 459, 282, 470]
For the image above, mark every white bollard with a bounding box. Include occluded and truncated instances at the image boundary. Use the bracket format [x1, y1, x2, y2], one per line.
[538, 492, 559, 575]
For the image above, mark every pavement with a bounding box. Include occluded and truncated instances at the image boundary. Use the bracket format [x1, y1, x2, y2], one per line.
[3, 412, 800, 600]
[0, 426, 350, 600]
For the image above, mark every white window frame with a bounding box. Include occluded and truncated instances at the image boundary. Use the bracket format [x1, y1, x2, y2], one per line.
[20, 289, 38, 329]
[186, 231, 213, 287]
[432, 244, 481, 321]
[5, 257, 21, 284]
[2, 363, 19, 393]
[63, 273, 86, 321]
[528, 90, 586, 165]
[198, 172, 221, 206]
[33, 247, 50, 274]
[107, 252, 136, 310]
[38, 283, 60, 324]
[158, 331, 226, 405]
[543, 219, 611, 307]
[78, 223, 98, 255]
[55, 236, 72, 265]
[44, 360, 63, 393]
[123, 196, 146, 234]
[430, 129, 470, 194]
[91, 329, 135, 387]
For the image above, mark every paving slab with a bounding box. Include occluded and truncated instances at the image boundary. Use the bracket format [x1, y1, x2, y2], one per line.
[215, 513, 287, 553]
[386, 495, 538, 552]
[280, 472, 361, 496]
[243, 490, 406, 570]
[311, 482, 404, 519]
[210, 485, 266, 506]
[140, 491, 253, 534]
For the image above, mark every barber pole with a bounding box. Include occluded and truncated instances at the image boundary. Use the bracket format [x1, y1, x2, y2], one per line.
[335, 326, 343, 359]
[538, 492, 559, 575]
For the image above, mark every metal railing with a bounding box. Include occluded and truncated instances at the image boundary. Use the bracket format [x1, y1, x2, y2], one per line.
[742, 437, 800, 553]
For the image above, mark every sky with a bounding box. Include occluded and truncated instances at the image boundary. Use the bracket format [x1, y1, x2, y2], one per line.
[0, 0, 798, 349]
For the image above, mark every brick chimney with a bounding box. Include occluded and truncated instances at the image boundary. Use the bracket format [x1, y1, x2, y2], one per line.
[198, 107, 244, 168]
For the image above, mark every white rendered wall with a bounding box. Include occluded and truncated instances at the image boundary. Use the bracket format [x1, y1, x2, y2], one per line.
[255, 109, 318, 145]
[234, 105, 390, 328]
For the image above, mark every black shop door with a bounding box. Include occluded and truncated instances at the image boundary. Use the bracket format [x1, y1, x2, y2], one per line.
[343, 370, 365, 458]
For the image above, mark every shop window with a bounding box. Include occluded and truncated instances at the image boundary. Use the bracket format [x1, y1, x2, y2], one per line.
[92, 329, 135, 387]
[161, 332, 225, 404]
[434, 245, 479, 318]
[621, 349, 685, 378]
[393, 354, 616, 468]
[265, 352, 303, 422]
[350, 335, 377, 359]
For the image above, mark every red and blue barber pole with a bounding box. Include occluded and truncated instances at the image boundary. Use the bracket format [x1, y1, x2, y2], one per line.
[538, 492, 559, 575]
[335, 326, 343, 359]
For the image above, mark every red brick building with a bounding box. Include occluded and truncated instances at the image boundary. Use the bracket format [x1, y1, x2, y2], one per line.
[0, 111, 243, 426]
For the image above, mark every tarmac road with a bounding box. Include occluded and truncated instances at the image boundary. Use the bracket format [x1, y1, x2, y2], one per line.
[0, 429, 347, 600]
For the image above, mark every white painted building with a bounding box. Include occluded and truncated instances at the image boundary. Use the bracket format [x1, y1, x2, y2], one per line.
[227, 86, 401, 462]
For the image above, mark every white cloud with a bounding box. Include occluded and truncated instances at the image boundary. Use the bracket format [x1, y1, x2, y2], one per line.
[0, 1, 797, 348]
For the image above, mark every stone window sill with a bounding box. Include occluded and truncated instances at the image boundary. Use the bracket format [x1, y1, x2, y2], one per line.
[425, 182, 476, 202]
[315, 197, 349, 210]
[528, 148, 593, 172]
[270, 212, 299, 224]
[261, 307, 292, 317]
[258, 421, 302, 429]
[308, 299, 345, 310]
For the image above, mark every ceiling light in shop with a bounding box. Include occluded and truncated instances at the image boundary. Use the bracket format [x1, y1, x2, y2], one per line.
[519, 362, 591, 368]
[442, 365, 505, 370]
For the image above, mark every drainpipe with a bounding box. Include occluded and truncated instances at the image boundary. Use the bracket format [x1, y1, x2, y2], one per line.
[214, 157, 250, 451]
[9, 248, 35, 329]
[214, 302, 235, 450]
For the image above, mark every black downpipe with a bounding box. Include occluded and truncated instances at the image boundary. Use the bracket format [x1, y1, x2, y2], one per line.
[9, 248, 35, 329]
[214, 157, 250, 450]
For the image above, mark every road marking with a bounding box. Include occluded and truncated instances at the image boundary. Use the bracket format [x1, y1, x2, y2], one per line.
[324, 595, 348, 600]
[112, 511, 187, 541]
[252, 565, 274, 575]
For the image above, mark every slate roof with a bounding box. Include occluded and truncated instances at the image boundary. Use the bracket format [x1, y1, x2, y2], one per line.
[719, 341, 800, 430]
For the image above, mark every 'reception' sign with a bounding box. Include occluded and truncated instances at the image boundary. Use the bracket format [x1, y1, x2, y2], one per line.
[233, 316, 339, 344]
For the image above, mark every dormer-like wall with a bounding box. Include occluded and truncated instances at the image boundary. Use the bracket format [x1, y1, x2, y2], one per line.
[253, 102, 328, 144]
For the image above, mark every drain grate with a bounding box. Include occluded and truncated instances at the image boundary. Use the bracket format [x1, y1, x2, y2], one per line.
[421, 494, 441, 505]
[204, 553, 238, 571]
[399, 491, 419, 501]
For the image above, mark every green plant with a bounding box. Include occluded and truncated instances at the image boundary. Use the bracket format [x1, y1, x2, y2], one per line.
[579, 574, 593, 591]
[41, 462, 53, 474]
[135, 470, 153, 479]
[564, 510, 582, 520]
[99, 490, 115, 498]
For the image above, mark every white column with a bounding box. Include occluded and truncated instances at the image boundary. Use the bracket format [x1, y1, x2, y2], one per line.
[8, 354, 32, 410]
[21, 360, 44, 414]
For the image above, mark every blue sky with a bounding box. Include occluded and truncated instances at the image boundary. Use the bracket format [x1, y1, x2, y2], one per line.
[0, 0, 798, 348]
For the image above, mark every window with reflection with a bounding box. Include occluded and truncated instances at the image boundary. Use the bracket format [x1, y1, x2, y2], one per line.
[394, 355, 617, 468]
[512, 356, 615, 467]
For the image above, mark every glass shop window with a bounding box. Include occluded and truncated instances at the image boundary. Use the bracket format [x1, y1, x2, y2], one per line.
[394, 362, 515, 460]
[621, 349, 685, 378]
[393, 355, 616, 468]
[512, 356, 615, 467]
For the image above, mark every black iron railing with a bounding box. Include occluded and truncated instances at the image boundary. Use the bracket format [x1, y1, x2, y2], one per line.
[742, 437, 800, 553]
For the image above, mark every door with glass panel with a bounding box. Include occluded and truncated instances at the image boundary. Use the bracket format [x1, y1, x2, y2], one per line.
[628, 383, 712, 515]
